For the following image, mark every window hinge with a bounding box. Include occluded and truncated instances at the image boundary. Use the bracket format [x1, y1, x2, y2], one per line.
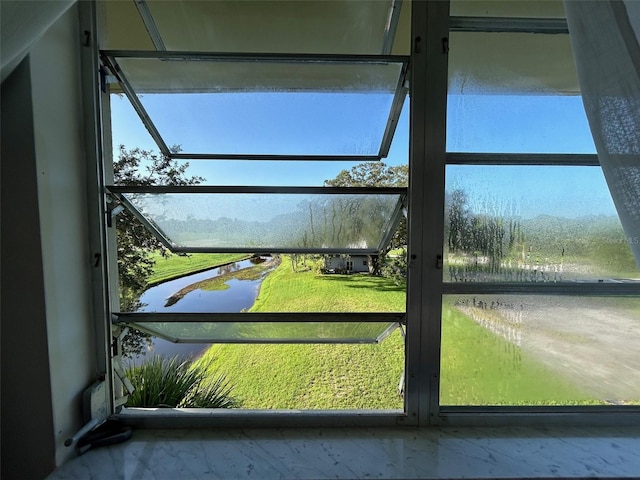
[106, 202, 124, 228]
[436, 254, 443, 269]
[99, 66, 117, 94]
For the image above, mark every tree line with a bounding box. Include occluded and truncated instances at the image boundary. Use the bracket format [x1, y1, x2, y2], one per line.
[446, 188, 525, 278]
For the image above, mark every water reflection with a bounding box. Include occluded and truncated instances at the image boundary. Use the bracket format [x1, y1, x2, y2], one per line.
[132, 257, 275, 363]
[137, 258, 266, 313]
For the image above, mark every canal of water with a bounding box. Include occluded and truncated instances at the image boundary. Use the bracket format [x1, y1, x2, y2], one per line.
[130, 257, 273, 363]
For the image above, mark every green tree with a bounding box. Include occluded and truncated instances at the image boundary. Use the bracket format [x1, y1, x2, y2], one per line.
[446, 188, 523, 280]
[325, 162, 408, 276]
[114, 145, 203, 356]
[447, 189, 470, 252]
[325, 162, 408, 189]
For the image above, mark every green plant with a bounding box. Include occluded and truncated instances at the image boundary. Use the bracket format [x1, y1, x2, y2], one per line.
[125, 355, 235, 408]
[380, 248, 407, 284]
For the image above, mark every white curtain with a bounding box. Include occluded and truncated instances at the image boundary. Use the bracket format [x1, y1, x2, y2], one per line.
[565, 0, 640, 267]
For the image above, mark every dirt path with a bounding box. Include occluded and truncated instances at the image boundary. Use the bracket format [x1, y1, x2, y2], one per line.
[458, 296, 640, 401]
[520, 297, 640, 401]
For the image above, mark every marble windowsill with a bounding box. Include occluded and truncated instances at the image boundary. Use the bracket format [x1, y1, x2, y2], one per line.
[48, 425, 640, 479]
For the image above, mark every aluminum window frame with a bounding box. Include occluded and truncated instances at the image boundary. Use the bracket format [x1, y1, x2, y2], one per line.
[449, 16, 569, 34]
[86, 2, 640, 426]
[107, 184, 407, 344]
[107, 185, 408, 254]
[436, 18, 640, 422]
[101, 50, 409, 161]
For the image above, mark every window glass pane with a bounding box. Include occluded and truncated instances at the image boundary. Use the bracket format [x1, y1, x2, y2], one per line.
[116, 189, 405, 253]
[441, 295, 640, 406]
[444, 165, 640, 282]
[447, 32, 595, 153]
[145, 0, 410, 55]
[114, 56, 406, 157]
[128, 320, 398, 343]
[451, 1, 566, 18]
[109, 95, 410, 187]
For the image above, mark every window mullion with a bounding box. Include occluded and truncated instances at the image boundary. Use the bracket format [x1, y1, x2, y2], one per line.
[406, 0, 450, 426]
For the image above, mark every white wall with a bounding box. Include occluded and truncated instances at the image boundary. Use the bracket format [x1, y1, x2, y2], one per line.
[1, 55, 57, 480]
[1, 4, 100, 476]
[0, 0, 74, 82]
[31, 4, 98, 467]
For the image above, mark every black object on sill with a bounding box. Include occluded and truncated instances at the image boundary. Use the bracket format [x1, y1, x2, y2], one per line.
[76, 419, 133, 455]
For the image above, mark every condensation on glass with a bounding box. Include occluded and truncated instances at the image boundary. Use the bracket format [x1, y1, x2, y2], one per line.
[110, 187, 406, 254]
[443, 165, 639, 282]
[143, 0, 411, 55]
[446, 31, 595, 153]
[440, 294, 640, 406]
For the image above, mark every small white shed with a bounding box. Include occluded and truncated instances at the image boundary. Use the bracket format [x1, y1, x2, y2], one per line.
[324, 255, 370, 273]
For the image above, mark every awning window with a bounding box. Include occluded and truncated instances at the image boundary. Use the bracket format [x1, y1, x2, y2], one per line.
[108, 186, 407, 254]
[113, 313, 402, 344]
[102, 51, 409, 161]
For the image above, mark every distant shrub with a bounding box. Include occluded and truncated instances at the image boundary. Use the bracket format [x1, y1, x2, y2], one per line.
[381, 249, 407, 285]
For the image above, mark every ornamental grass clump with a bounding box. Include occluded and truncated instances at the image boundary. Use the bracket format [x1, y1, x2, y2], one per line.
[125, 355, 235, 408]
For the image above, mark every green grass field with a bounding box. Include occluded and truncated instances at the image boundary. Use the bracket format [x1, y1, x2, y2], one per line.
[198, 334, 405, 409]
[148, 253, 250, 285]
[440, 302, 598, 405]
[197, 258, 406, 409]
[251, 259, 406, 313]
[192, 256, 596, 409]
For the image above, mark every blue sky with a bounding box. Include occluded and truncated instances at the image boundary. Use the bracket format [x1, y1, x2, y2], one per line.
[140, 92, 395, 156]
[111, 93, 408, 186]
[111, 92, 619, 219]
[447, 94, 596, 154]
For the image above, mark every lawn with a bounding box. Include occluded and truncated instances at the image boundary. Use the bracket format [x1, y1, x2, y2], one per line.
[251, 259, 406, 313]
[199, 334, 405, 409]
[161, 255, 599, 409]
[197, 257, 406, 409]
[197, 257, 597, 409]
[148, 253, 250, 285]
[440, 301, 599, 405]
